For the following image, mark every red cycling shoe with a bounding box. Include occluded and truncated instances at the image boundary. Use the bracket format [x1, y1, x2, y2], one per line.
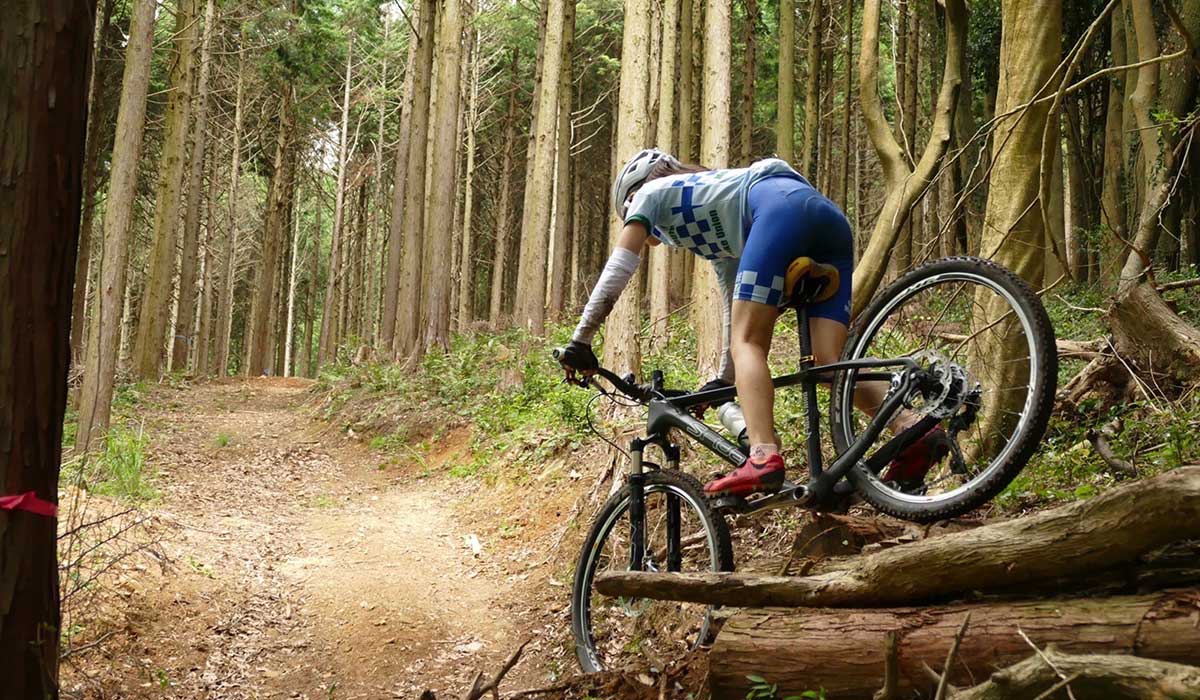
[881, 425, 950, 483]
[704, 453, 786, 497]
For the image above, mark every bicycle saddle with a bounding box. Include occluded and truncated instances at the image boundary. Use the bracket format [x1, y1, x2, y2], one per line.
[783, 256, 840, 308]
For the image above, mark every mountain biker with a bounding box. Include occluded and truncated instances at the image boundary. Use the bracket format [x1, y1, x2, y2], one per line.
[557, 149, 947, 497]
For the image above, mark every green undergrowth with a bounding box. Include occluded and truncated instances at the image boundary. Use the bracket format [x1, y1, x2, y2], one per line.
[61, 423, 158, 503]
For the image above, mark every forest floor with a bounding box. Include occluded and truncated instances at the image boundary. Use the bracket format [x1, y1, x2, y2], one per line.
[61, 377, 593, 699]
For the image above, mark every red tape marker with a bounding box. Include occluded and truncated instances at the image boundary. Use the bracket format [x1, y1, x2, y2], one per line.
[0, 492, 58, 517]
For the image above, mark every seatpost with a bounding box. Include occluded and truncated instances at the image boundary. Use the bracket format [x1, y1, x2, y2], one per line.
[797, 306, 824, 479]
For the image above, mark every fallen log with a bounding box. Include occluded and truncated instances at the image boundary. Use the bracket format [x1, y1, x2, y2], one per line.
[594, 467, 1200, 607]
[950, 647, 1200, 700]
[707, 590, 1200, 700]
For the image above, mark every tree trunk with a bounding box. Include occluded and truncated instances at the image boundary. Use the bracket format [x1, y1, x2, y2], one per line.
[852, 0, 966, 316]
[547, 1, 577, 323]
[709, 591, 1200, 700]
[1097, 3, 1127, 287]
[738, 0, 757, 165]
[380, 24, 419, 350]
[489, 49, 520, 329]
[606, 0, 655, 374]
[456, 25, 481, 332]
[679, 0, 696, 161]
[776, 0, 795, 162]
[595, 466, 1200, 607]
[304, 200, 320, 378]
[194, 148, 219, 375]
[283, 183, 302, 376]
[648, 0, 679, 352]
[419, 0, 463, 353]
[952, 648, 1200, 700]
[514, 0, 568, 336]
[0, 0, 93, 693]
[319, 39, 358, 366]
[214, 44, 245, 376]
[171, 0, 217, 373]
[76, 0, 155, 453]
[131, 0, 198, 380]
[1109, 280, 1200, 388]
[394, 0, 437, 359]
[835, 0, 851, 208]
[70, 0, 116, 367]
[246, 93, 296, 376]
[801, 0, 822, 176]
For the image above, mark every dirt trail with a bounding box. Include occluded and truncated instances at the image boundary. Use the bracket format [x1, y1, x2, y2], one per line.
[70, 378, 562, 699]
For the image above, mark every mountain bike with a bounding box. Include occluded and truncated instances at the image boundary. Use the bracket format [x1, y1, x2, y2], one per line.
[555, 255, 1058, 673]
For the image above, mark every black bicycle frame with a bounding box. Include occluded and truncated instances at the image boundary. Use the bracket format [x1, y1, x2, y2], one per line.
[624, 307, 921, 569]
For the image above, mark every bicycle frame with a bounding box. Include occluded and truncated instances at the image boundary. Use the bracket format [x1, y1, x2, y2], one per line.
[620, 306, 929, 569]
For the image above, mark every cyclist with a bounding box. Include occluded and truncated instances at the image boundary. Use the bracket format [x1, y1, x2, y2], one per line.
[557, 149, 946, 497]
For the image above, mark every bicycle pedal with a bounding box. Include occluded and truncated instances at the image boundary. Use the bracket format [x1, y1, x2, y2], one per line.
[710, 494, 749, 513]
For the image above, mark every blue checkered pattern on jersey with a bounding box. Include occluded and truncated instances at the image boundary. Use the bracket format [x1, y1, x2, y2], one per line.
[734, 270, 786, 306]
[667, 179, 725, 260]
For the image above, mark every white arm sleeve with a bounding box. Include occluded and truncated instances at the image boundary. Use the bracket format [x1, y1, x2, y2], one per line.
[712, 258, 738, 383]
[572, 247, 642, 344]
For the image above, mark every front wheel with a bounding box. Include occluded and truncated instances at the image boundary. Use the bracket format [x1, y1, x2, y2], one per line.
[570, 469, 733, 672]
[830, 256, 1057, 522]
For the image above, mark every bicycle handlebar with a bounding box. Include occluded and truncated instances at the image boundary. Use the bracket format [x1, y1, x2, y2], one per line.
[552, 347, 656, 402]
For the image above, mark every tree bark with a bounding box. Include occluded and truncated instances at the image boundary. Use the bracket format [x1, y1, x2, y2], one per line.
[456, 24, 481, 332]
[195, 148, 220, 375]
[648, 0, 680, 351]
[709, 591, 1200, 700]
[70, 0, 116, 367]
[595, 466, 1200, 607]
[951, 648, 1200, 700]
[214, 43, 245, 376]
[132, 0, 198, 380]
[776, 0, 795, 162]
[319, 38, 358, 366]
[738, 0, 758, 165]
[380, 23, 419, 350]
[489, 49, 520, 328]
[606, 0, 655, 374]
[419, 0, 464, 353]
[393, 0, 437, 359]
[835, 0, 851, 208]
[679, 0, 695, 161]
[1109, 280, 1200, 388]
[172, 0, 217, 373]
[515, 0, 568, 336]
[1098, 1, 1127, 287]
[246, 93, 296, 376]
[852, 0, 965, 317]
[76, 0, 156, 453]
[547, 1, 578, 323]
[0, 0, 93, 693]
[801, 0, 822, 176]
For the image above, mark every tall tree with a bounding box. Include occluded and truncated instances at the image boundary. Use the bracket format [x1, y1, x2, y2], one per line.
[679, 0, 696, 161]
[852, 0, 966, 316]
[547, 0, 579, 322]
[457, 21, 482, 332]
[394, 0, 437, 359]
[380, 31, 419, 349]
[692, 0, 733, 379]
[214, 42, 245, 376]
[0, 0, 94, 693]
[246, 92, 297, 376]
[172, 0, 218, 372]
[420, 0, 465, 351]
[607, 0, 655, 373]
[132, 0, 199, 380]
[649, 0, 680, 351]
[835, 0, 852, 207]
[801, 0, 823, 175]
[70, 0, 117, 366]
[777, 0, 796, 162]
[319, 37, 357, 366]
[76, 0, 156, 453]
[489, 50, 520, 328]
[515, 0, 570, 336]
[738, 0, 759, 164]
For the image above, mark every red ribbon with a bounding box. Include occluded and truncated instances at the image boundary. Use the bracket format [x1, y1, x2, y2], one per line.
[0, 491, 58, 517]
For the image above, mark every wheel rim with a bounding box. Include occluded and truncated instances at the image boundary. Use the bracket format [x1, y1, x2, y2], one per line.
[836, 270, 1043, 505]
[575, 482, 721, 671]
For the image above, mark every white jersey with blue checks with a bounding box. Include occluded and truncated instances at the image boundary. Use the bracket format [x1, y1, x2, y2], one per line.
[623, 158, 808, 260]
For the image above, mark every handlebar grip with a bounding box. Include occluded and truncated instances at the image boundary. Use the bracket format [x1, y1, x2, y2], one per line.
[552, 347, 565, 361]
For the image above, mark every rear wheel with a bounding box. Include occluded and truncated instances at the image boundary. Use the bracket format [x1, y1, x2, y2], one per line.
[571, 469, 733, 672]
[830, 256, 1057, 522]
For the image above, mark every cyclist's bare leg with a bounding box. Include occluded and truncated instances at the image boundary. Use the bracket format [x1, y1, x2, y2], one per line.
[810, 317, 919, 432]
[730, 301, 781, 457]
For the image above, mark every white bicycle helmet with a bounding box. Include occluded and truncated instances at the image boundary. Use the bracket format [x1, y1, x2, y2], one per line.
[611, 148, 680, 218]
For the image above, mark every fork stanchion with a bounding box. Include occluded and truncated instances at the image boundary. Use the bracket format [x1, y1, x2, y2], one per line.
[797, 306, 824, 480]
[627, 438, 646, 572]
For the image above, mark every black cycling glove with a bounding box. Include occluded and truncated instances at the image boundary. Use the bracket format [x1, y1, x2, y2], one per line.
[558, 340, 599, 374]
[691, 377, 733, 417]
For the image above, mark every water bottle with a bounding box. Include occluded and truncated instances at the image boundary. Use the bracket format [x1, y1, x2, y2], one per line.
[716, 402, 750, 450]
